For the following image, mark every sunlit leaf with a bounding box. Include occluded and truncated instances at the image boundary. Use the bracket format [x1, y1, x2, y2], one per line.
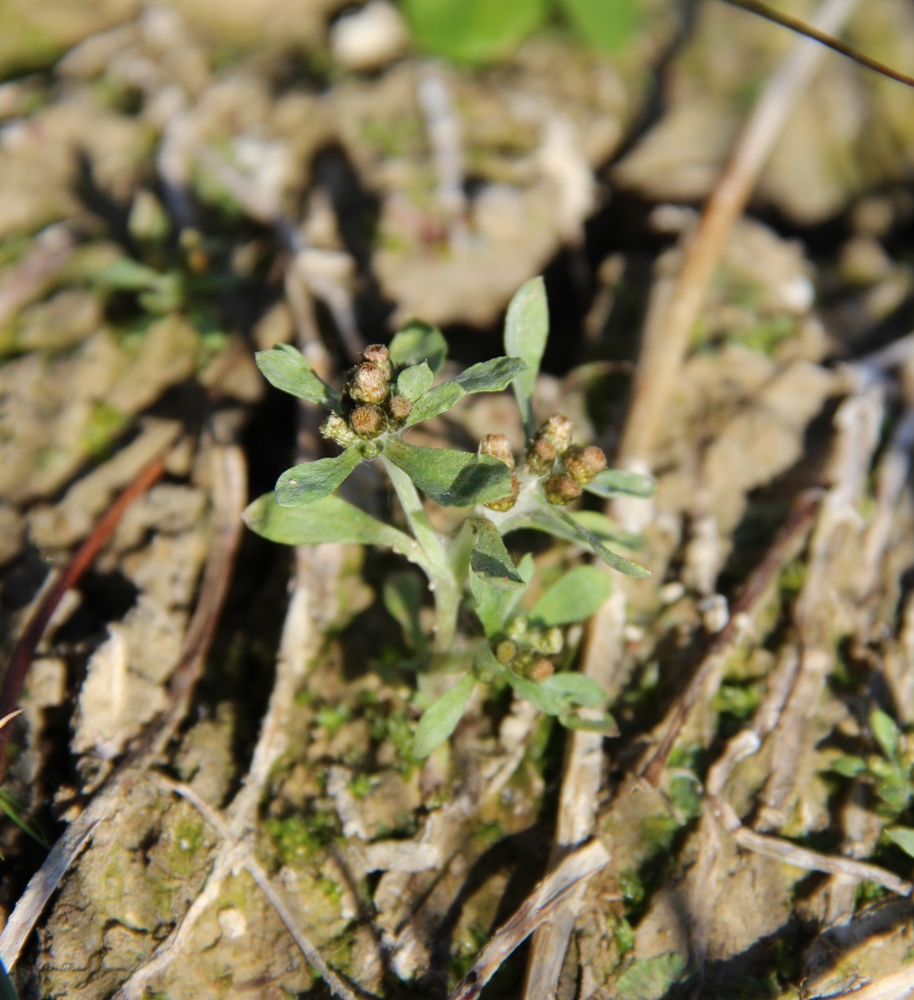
[530, 566, 612, 627]
[559, 0, 640, 54]
[255, 344, 342, 410]
[830, 754, 868, 778]
[405, 356, 527, 427]
[504, 277, 548, 439]
[558, 712, 619, 735]
[469, 517, 524, 588]
[584, 468, 656, 499]
[244, 492, 424, 565]
[541, 672, 607, 708]
[471, 552, 534, 638]
[414, 672, 476, 757]
[389, 321, 448, 375]
[396, 362, 434, 401]
[383, 438, 513, 507]
[402, 0, 547, 64]
[871, 708, 900, 760]
[554, 510, 651, 578]
[885, 826, 914, 859]
[275, 447, 361, 506]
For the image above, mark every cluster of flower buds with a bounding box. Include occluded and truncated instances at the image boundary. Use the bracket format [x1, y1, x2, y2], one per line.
[526, 414, 607, 507]
[479, 434, 519, 512]
[493, 615, 565, 681]
[321, 344, 413, 451]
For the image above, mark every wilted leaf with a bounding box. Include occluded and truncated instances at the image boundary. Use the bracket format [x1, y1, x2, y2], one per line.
[414, 672, 476, 757]
[405, 356, 528, 427]
[275, 447, 361, 506]
[530, 565, 612, 627]
[256, 344, 342, 410]
[389, 321, 448, 375]
[383, 438, 513, 507]
[469, 517, 524, 588]
[885, 826, 914, 859]
[584, 468, 656, 499]
[871, 708, 900, 760]
[471, 552, 534, 638]
[244, 493, 423, 565]
[541, 671, 607, 708]
[396, 362, 434, 401]
[504, 277, 548, 438]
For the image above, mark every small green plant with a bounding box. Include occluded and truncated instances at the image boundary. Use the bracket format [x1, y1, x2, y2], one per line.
[244, 278, 653, 756]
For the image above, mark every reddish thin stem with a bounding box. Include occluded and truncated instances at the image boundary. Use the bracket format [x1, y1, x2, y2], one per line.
[0, 456, 166, 777]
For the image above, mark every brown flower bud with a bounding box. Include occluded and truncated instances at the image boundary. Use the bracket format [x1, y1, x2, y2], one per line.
[537, 414, 574, 454]
[495, 640, 517, 666]
[543, 473, 583, 506]
[350, 362, 389, 404]
[485, 474, 519, 513]
[321, 413, 357, 448]
[527, 658, 555, 683]
[478, 434, 515, 470]
[388, 395, 412, 423]
[350, 404, 388, 439]
[525, 437, 558, 475]
[562, 445, 607, 485]
[362, 344, 392, 381]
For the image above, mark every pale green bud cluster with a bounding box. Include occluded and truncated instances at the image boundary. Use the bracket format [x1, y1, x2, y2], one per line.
[495, 616, 566, 681]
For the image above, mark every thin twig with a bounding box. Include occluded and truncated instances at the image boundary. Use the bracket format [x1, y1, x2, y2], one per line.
[448, 840, 610, 1000]
[617, 0, 857, 467]
[0, 454, 167, 777]
[153, 775, 359, 1000]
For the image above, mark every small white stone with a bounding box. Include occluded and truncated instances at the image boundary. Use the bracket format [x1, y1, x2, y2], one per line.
[331, 1, 408, 72]
[699, 594, 729, 634]
[217, 906, 247, 940]
[659, 581, 685, 605]
[623, 623, 645, 644]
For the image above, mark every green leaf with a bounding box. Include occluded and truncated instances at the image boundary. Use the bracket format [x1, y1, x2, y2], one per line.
[0, 788, 47, 849]
[504, 277, 548, 439]
[414, 673, 476, 757]
[389, 321, 448, 375]
[275, 447, 361, 506]
[584, 469, 656, 499]
[402, 0, 547, 64]
[830, 754, 868, 778]
[520, 509, 643, 551]
[555, 510, 650, 578]
[96, 257, 168, 291]
[469, 517, 524, 588]
[396, 362, 434, 401]
[558, 0, 640, 55]
[541, 672, 607, 708]
[405, 356, 528, 427]
[480, 646, 565, 715]
[530, 565, 612, 627]
[471, 552, 534, 638]
[558, 712, 619, 735]
[871, 709, 900, 759]
[244, 493, 424, 566]
[383, 438, 513, 507]
[383, 571, 427, 653]
[885, 826, 914, 860]
[0, 960, 19, 1000]
[255, 344, 342, 411]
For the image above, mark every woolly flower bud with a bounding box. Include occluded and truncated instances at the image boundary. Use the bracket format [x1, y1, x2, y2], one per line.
[478, 434, 515, 471]
[562, 445, 607, 485]
[527, 658, 555, 683]
[495, 639, 517, 666]
[362, 344, 392, 381]
[321, 413, 357, 448]
[505, 616, 528, 641]
[350, 362, 389, 404]
[525, 437, 557, 475]
[350, 404, 388, 439]
[543, 473, 583, 506]
[538, 414, 573, 454]
[533, 626, 564, 656]
[485, 474, 519, 513]
[388, 395, 412, 424]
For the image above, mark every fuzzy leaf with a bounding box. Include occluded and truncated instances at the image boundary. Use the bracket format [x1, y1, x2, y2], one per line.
[389, 321, 448, 375]
[396, 362, 434, 401]
[530, 566, 612, 627]
[885, 826, 914, 860]
[244, 493, 423, 565]
[555, 509, 651, 578]
[541, 672, 607, 708]
[383, 571, 427, 652]
[504, 277, 548, 439]
[524, 509, 643, 551]
[584, 468, 656, 499]
[414, 673, 476, 757]
[405, 356, 528, 427]
[471, 552, 534, 638]
[256, 344, 342, 410]
[871, 709, 901, 759]
[383, 439, 513, 507]
[469, 517, 524, 588]
[275, 448, 361, 506]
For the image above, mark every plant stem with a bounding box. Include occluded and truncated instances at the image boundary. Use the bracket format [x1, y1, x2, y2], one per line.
[381, 456, 460, 654]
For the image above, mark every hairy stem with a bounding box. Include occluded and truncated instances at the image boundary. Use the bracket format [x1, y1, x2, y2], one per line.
[381, 456, 460, 653]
